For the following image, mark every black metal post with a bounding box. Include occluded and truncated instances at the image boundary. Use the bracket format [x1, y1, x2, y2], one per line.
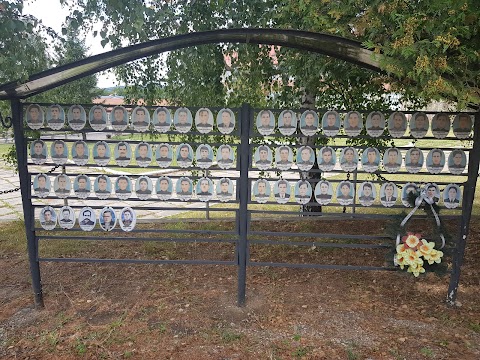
[11, 99, 45, 309]
[446, 111, 480, 306]
[237, 103, 250, 306]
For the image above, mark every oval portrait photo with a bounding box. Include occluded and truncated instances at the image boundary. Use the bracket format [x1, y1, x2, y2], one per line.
[294, 180, 312, 205]
[25, 104, 44, 130]
[426, 149, 445, 174]
[401, 183, 419, 207]
[176, 176, 193, 201]
[336, 181, 354, 206]
[173, 107, 193, 133]
[71, 140, 89, 166]
[195, 108, 214, 134]
[296, 146, 315, 172]
[39, 206, 57, 231]
[196, 177, 214, 202]
[135, 142, 152, 167]
[114, 141, 132, 167]
[452, 113, 472, 139]
[256, 110, 275, 136]
[278, 110, 297, 136]
[361, 147, 380, 173]
[33, 173, 51, 198]
[217, 144, 235, 170]
[94, 175, 112, 200]
[409, 112, 429, 138]
[252, 179, 271, 203]
[383, 147, 402, 173]
[155, 143, 173, 168]
[300, 110, 318, 137]
[388, 111, 407, 138]
[119, 207, 136, 232]
[50, 140, 68, 165]
[448, 149, 466, 175]
[93, 140, 111, 166]
[339, 147, 358, 172]
[58, 206, 75, 230]
[78, 206, 96, 231]
[431, 113, 451, 139]
[46, 104, 65, 130]
[131, 106, 150, 132]
[314, 180, 333, 205]
[53, 174, 71, 198]
[273, 179, 291, 204]
[115, 175, 132, 200]
[135, 175, 153, 200]
[110, 106, 129, 131]
[380, 182, 398, 207]
[73, 174, 91, 199]
[156, 176, 173, 201]
[216, 178, 234, 202]
[196, 144, 214, 169]
[358, 181, 376, 207]
[321, 111, 340, 137]
[68, 105, 87, 130]
[443, 183, 461, 209]
[152, 107, 172, 132]
[176, 143, 194, 168]
[89, 105, 107, 131]
[99, 206, 117, 231]
[275, 145, 293, 171]
[366, 111, 385, 137]
[216, 108, 235, 134]
[317, 146, 337, 172]
[30, 139, 47, 165]
[405, 147, 424, 173]
[254, 145, 272, 170]
[344, 111, 363, 137]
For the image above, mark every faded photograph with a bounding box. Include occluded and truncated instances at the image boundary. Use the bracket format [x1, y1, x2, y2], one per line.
[46, 104, 65, 130]
[314, 180, 333, 205]
[68, 105, 87, 130]
[278, 110, 297, 136]
[25, 104, 44, 130]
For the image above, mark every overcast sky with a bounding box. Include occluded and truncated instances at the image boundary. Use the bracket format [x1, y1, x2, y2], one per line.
[24, 0, 117, 88]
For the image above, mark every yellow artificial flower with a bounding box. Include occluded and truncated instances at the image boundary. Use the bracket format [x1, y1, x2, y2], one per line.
[404, 249, 424, 267]
[418, 239, 435, 257]
[424, 249, 444, 265]
[396, 243, 408, 254]
[404, 234, 420, 249]
[396, 253, 407, 269]
[407, 264, 425, 277]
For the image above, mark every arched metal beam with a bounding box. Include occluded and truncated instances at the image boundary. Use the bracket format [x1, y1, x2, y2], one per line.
[0, 28, 382, 100]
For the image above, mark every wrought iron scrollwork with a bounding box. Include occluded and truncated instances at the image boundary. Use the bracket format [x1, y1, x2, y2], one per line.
[0, 111, 13, 128]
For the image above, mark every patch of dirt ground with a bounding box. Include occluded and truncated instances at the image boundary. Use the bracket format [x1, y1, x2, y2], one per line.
[1, 220, 479, 359]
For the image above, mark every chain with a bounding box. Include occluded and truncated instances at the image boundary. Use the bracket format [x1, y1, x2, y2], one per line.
[0, 165, 61, 195]
[0, 111, 13, 129]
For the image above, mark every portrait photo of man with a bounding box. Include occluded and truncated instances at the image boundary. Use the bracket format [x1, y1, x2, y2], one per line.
[177, 143, 193, 168]
[26, 104, 44, 130]
[195, 108, 214, 134]
[278, 110, 297, 136]
[68, 105, 86, 130]
[344, 111, 363, 137]
[296, 146, 315, 172]
[100, 207, 116, 231]
[425, 183, 440, 203]
[274, 179, 291, 204]
[443, 184, 461, 209]
[254, 145, 272, 170]
[253, 179, 270, 203]
[317, 146, 336, 172]
[256, 110, 275, 136]
[383, 148, 402, 173]
[30, 140, 47, 164]
[314, 180, 333, 205]
[453, 113, 472, 139]
[58, 206, 75, 229]
[336, 181, 354, 205]
[93, 141, 110, 166]
[94, 175, 111, 199]
[174, 107, 192, 133]
[50, 140, 68, 165]
[358, 182, 375, 206]
[110, 106, 128, 130]
[176, 177, 193, 200]
[217, 144, 235, 169]
[380, 182, 397, 207]
[156, 143, 173, 168]
[153, 107, 171, 132]
[115, 176, 132, 199]
[156, 176, 173, 199]
[361, 147, 380, 173]
[300, 110, 318, 136]
[405, 148, 424, 173]
[40, 206, 56, 230]
[135, 176, 152, 199]
[448, 149, 466, 174]
[89, 106, 107, 131]
[114, 142, 131, 167]
[216, 178, 233, 201]
[54, 174, 71, 198]
[72, 140, 89, 166]
[426, 149, 445, 174]
[135, 142, 152, 167]
[196, 177, 214, 201]
[196, 144, 213, 169]
[47, 104, 65, 130]
[410, 112, 428, 138]
[78, 207, 96, 231]
[366, 111, 385, 137]
[340, 147, 358, 172]
[295, 180, 312, 205]
[388, 112, 407, 138]
[401, 183, 419, 207]
[74, 175, 91, 199]
[33, 173, 50, 197]
[275, 146, 293, 171]
[431, 113, 450, 138]
[120, 207, 136, 231]
[132, 106, 150, 131]
[217, 108, 235, 134]
[322, 111, 340, 137]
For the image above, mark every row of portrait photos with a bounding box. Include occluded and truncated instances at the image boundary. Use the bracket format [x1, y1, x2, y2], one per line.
[30, 140, 237, 170]
[252, 180, 462, 209]
[25, 104, 238, 135]
[33, 174, 236, 202]
[31, 140, 467, 175]
[38, 205, 136, 232]
[25, 104, 474, 139]
[254, 146, 466, 174]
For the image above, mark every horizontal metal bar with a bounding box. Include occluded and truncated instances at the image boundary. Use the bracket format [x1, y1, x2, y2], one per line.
[249, 239, 391, 249]
[28, 166, 241, 175]
[247, 261, 395, 271]
[37, 235, 237, 243]
[246, 210, 462, 219]
[25, 103, 241, 112]
[37, 228, 237, 235]
[38, 257, 236, 265]
[247, 169, 469, 178]
[248, 231, 389, 240]
[31, 202, 240, 209]
[250, 107, 477, 116]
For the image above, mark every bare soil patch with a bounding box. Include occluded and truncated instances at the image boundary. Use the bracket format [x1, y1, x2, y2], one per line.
[1, 219, 479, 359]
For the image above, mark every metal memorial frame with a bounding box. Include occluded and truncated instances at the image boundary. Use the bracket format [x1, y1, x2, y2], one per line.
[1, 29, 478, 309]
